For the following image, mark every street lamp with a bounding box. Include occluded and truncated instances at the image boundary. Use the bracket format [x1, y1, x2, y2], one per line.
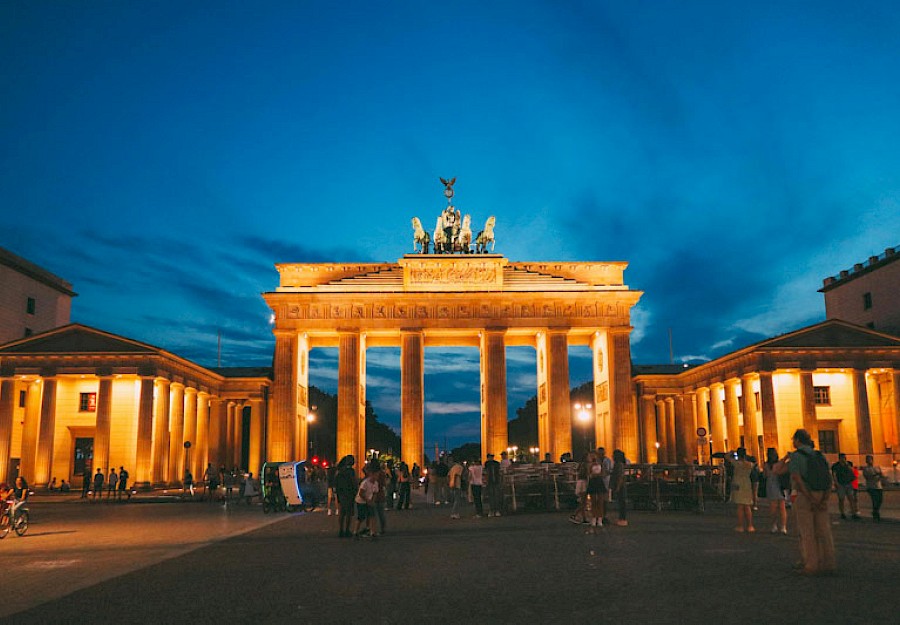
[306, 406, 317, 456]
[573, 402, 592, 456]
[654, 441, 660, 464]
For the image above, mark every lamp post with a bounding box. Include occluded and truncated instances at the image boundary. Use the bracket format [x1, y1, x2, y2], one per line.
[573, 402, 592, 458]
[654, 441, 660, 464]
[306, 406, 317, 457]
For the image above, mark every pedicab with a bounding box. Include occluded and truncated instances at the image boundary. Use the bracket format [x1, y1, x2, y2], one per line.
[260, 461, 305, 513]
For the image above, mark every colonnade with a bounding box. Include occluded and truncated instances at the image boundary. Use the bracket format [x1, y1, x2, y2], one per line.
[270, 326, 639, 469]
[638, 368, 900, 464]
[0, 373, 268, 488]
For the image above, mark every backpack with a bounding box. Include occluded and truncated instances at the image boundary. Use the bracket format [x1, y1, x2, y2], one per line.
[800, 448, 832, 491]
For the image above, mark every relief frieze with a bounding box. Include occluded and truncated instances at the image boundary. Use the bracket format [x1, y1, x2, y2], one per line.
[283, 298, 628, 322]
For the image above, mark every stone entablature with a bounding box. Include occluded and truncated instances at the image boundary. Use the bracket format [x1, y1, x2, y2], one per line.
[264, 255, 643, 469]
[275, 256, 631, 292]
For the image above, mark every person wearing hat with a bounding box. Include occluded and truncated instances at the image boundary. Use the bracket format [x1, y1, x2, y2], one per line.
[484, 453, 502, 517]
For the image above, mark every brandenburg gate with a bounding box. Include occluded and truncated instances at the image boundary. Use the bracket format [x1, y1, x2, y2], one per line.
[264, 180, 641, 467]
[263, 255, 643, 468]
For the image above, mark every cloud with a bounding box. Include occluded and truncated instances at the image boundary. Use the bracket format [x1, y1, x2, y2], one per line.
[425, 401, 481, 415]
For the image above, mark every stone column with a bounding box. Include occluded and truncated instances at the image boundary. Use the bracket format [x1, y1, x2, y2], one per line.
[296, 334, 310, 462]
[134, 376, 155, 488]
[19, 381, 41, 482]
[590, 332, 612, 449]
[337, 332, 366, 466]
[401, 330, 424, 468]
[225, 402, 235, 467]
[740, 374, 759, 459]
[168, 383, 185, 485]
[34, 377, 58, 487]
[480, 329, 508, 459]
[723, 379, 740, 450]
[93, 376, 114, 477]
[852, 369, 873, 454]
[798, 370, 818, 442]
[891, 371, 900, 450]
[208, 396, 225, 468]
[664, 398, 676, 463]
[269, 330, 297, 462]
[0, 378, 15, 485]
[655, 399, 667, 462]
[535, 332, 550, 455]
[195, 392, 209, 478]
[183, 388, 198, 477]
[249, 398, 265, 475]
[639, 394, 657, 463]
[234, 402, 245, 468]
[151, 378, 171, 486]
[548, 331, 572, 460]
[866, 373, 885, 454]
[758, 371, 778, 452]
[674, 394, 692, 464]
[608, 328, 638, 461]
[708, 383, 725, 453]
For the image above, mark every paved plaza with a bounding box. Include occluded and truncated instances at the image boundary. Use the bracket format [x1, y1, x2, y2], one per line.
[3, 490, 898, 624]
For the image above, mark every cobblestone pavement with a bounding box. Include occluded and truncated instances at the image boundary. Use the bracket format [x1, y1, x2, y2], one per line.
[5, 490, 899, 624]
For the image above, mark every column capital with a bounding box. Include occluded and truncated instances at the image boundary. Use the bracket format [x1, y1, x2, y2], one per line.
[170, 381, 185, 390]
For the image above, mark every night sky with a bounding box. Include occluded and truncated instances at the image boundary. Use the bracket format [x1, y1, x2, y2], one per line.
[3, 2, 900, 448]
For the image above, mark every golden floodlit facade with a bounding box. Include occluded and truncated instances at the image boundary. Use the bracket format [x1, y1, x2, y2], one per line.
[263, 254, 643, 468]
[0, 325, 271, 488]
[634, 320, 900, 466]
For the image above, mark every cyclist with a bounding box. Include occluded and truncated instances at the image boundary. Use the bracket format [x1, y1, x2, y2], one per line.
[10, 477, 29, 519]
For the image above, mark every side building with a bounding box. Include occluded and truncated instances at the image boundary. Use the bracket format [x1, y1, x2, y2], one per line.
[634, 320, 900, 467]
[820, 245, 900, 336]
[0, 246, 76, 344]
[0, 324, 271, 488]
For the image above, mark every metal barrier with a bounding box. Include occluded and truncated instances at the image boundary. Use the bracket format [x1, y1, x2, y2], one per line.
[498, 462, 728, 513]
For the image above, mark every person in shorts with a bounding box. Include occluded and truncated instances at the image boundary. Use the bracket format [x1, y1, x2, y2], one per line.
[354, 467, 379, 539]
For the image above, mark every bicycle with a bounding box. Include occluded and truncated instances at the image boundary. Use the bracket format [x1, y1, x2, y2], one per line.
[0, 501, 28, 538]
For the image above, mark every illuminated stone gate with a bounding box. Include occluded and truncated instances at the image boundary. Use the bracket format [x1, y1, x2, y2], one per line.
[263, 255, 643, 467]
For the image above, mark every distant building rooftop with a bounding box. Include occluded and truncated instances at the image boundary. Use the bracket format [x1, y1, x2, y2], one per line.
[0, 246, 77, 297]
[632, 363, 694, 376]
[819, 245, 898, 292]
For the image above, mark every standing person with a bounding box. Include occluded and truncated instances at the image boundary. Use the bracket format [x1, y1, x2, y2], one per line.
[789, 428, 836, 575]
[484, 453, 502, 517]
[861, 455, 885, 522]
[468, 458, 484, 518]
[764, 448, 788, 534]
[499, 451, 511, 472]
[849, 461, 861, 519]
[396, 461, 411, 510]
[371, 460, 388, 535]
[325, 462, 337, 516]
[334, 455, 358, 538]
[596, 447, 613, 524]
[831, 453, 858, 520]
[117, 466, 129, 501]
[385, 461, 397, 510]
[749, 456, 761, 511]
[610, 450, 628, 527]
[224, 467, 236, 502]
[728, 448, 756, 533]
[411, 463, 421, 489]
[585, 452, 605, 533]
[92, 468, 104, 502]
[433, 459, 449, 505]
[184, 469, 195, 498]
[448, 457, 466, 519]
[569, 453, 590, 525]
[204, 463, 219, 501]
[354, 465, 379, 539]
[106, 468, 118, 501]
[81, 468, 91, 499]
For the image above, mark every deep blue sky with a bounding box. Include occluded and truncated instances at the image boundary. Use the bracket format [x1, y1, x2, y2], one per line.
[3, 2, 900, 448]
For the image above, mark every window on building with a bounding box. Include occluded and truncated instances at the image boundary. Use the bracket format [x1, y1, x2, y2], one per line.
[863, 292, 872, 310]
[818, 429, 838, 454]
[26, 297, 35, 315]
[754, 391, 760, 411]
[813, 386, 830, 405]
[18, 390, 26, 408]
[24, 328, 32, 337]
[79, 392, 97, 412]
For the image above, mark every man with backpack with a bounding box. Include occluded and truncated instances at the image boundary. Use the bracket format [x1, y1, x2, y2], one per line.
[789, 429, 836, 575]
[831, 453, 859, 520]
